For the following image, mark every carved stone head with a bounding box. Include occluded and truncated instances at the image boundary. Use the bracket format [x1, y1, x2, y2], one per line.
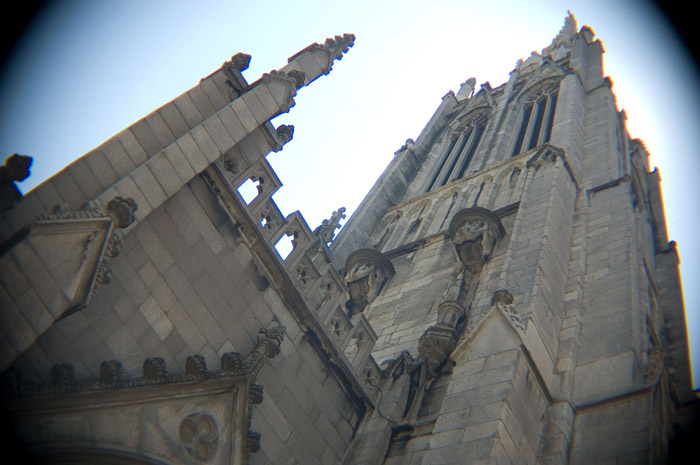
[449, 207, 505, 269]
[343, 248, 395, 315]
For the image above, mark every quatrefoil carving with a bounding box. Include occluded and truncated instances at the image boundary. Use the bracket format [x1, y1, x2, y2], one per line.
[179, 413, 219, 463]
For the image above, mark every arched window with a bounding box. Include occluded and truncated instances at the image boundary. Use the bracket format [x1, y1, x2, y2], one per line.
[427, 116, 487, 192]
[511, 87, 558, 156]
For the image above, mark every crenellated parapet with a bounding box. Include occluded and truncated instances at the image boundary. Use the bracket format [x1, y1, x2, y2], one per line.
[199, 149, 380, 403]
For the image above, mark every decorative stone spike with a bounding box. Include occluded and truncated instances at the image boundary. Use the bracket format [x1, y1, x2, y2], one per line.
[323, 33, 356, 59]
[313, 207, 346, 246]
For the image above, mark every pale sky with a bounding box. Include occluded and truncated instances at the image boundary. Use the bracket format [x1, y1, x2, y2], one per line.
[1, 0, 698, 388]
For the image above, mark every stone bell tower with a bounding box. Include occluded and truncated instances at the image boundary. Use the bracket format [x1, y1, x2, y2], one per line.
[332, 14, 695, 464]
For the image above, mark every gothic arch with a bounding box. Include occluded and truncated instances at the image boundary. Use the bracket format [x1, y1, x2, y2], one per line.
[426, 109, 491, 192]
[509, 77, 562, 158]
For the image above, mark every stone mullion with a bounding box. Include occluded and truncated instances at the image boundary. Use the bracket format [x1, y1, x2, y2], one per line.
[435, 131, 468, 188]
[449, 126, 478, 182]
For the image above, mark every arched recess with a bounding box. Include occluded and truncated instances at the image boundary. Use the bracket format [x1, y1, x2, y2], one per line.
[509, 77, 562, 157]
[425, 109, 491, 192]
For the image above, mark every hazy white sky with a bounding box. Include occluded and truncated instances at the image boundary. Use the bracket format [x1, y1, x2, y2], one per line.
[1, 0, 698, 388]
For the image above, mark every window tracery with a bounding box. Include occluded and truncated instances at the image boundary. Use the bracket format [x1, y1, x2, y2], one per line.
[511, 86, 558, 156]
[427, 114, 488, 192]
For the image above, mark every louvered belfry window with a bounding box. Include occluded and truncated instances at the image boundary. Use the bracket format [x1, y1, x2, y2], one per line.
[427, 117, 486, 192]
[511, 89, 558, 157]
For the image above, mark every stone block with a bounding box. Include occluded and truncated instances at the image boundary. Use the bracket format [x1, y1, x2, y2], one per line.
[51, 171, 85, 208]
[218, 106, 247, 143]
[131, 164, 167, 209]
[114, 175, 151, 220]
[157, 102, 189, 139]
[187, 87, 216, 119]
[200, 78, 227, 110]
[176, 132, 208, 173]
[163, 328, 186, 357]
[138, 296, 173, 341]
[138, 261, 176, 311]
[257, 392, 294, 442]
[203, 115, 234, 153]
[173, 93, 203, 128]
[252, 85, 279, 117]
[0, 254, 29, 299]
[166, 302, 206, 353]
[0, 285, 37, 352]
[241, 91, 268, 125]
[115, 129, 148, 165]
[230, 97, 258, 133]
[131, 226, 171, 277]
[130, 119, 162, 158]
[146, 112, 175, 147]
[145, 154, 182, 197]
[163, 144, 195, 183]
[573, 351, 634, 403]
[191, 125, 220, 163]
[101, 138, 136, 178]
[104, 325, 147, 377]
[67, 158, 103, 199]
[178, 287, 226, 350]
[9, 243, 70, 319]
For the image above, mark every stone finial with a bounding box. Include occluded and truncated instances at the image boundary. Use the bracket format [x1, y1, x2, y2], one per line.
[543, 12, 578, 57]
[313, 206, 346, 246]
[395, 139, 415, 155]
[456, 77, 477, 102]
[0, 153, 32, 211]
[286, 70, 306, 89]
[323, 33, 356, 59]
[491, 289, 525, 332]
[106, 196, 138, 228]
[231, 53, 251, 71]
[273, 124, 295, 152]
[0, 153, 32, 183]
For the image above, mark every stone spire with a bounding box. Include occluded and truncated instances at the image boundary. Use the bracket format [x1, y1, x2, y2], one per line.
[554, 11, 577, 46]
[542, 12, 578, 58]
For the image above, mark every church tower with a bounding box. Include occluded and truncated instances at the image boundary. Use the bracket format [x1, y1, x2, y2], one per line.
[332, 14, 695, 464]
[0, 15, 695, 465]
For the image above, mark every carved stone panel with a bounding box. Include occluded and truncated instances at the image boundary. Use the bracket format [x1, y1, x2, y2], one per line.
[179, 412, 219, 463]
